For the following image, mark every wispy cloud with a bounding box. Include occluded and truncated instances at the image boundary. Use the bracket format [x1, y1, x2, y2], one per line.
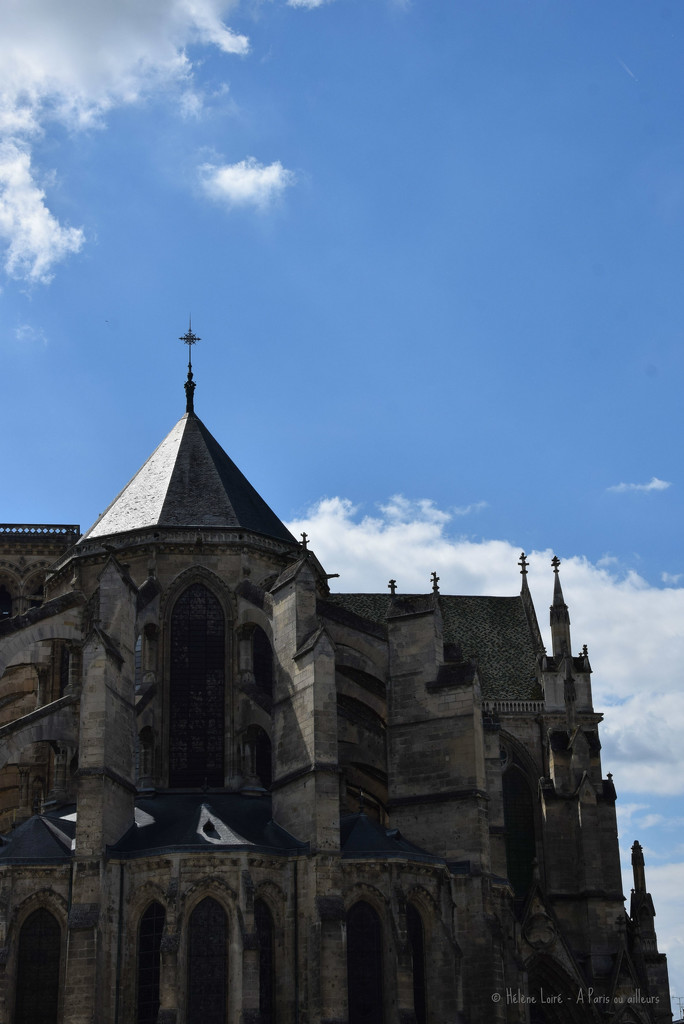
[199, 157, 296, 209]
[453, 500, 488, 516]
[14, 322, 48, 346]
[0, 0, 249, 282]
[617, 58, 639, 82]
[287, 0, 332, 8]
[607, 477, 671, 493]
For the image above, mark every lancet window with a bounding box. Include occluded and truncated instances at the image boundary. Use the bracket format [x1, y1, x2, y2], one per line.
[346, 901, 384, 1024]
[255, 899, 275, 1023]
[502, 761, 536, 901]
[406, 903, 427, 1024]
[136, 901, 165, 1024]
[187, 898, 227, 1024]
[169, 584, 225, 788]
[14, 908, 61, 1024]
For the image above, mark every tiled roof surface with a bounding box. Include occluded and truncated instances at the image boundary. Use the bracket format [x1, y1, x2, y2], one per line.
[0, 795, 307, 861]
[110, 793, 307, 857]
[324, 593, 540, 699]
[0, 812, 74, 862]
[80, 413, 296, 545]
[341, 812, 443, 863]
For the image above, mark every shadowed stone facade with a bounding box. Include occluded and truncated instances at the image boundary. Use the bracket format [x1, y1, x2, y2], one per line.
[0, 388, 671, 1023]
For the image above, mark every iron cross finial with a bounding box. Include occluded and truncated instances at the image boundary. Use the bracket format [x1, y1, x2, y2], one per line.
[551, 555, 561, 574]
[179, 318, 201, 413]
[388, 579, 397, 596]
[431, 571, 440, 594]
[519, 552, 529, 576]
[300, 532, 309, 551]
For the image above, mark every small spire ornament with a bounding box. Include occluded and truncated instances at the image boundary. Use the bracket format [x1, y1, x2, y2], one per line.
[179, 317, 201, 413]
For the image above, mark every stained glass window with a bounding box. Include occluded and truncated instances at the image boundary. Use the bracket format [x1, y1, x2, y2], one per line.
[169, 584, 225, 787]
[137, 902, 165, 1024]
[346, 901, 383, 1024]
[15, 908, 60, 1024]
[187, 898, 227, 1024]
[502, 765, 536, 900]
[407, 904, 426, 1024]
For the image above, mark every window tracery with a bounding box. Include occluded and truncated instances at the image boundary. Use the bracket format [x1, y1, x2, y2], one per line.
[169, 584, 225, 788]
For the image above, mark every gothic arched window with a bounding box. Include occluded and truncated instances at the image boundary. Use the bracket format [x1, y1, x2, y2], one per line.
[14, 908, 61, 1024]
[169, 584, 225, 788]
[137, 901, 165, 1024]
[406, 903, 427, 1024]
[502, 764, 536, 901]
[187, 898, 227, 1024]
[346, 901, 383, 1024]
[255, 899, 275, 1024]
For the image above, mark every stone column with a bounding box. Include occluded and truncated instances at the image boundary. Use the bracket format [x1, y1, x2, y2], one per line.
[318, 897, 348, 1024]
[63, 900, 101, 1024]
[158, 933, 180, 1024]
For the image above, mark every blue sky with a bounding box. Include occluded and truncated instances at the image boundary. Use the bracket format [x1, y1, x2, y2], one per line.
[1, 0, 683, 998]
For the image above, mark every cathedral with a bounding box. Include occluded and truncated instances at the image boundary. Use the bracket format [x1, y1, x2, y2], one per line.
[0, 335, 672, 1023]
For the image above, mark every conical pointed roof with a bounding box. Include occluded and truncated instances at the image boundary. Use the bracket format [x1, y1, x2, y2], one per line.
[80, 412, 296, 544]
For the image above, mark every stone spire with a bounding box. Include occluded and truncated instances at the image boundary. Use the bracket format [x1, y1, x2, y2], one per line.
[550, 556, 572, 661]
[519, 551, 530, 593]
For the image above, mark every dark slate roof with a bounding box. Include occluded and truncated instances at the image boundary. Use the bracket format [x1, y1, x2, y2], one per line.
[0, 810, 75, 863]
[80, 413, 296, 545]
[0, 795, 307, 862]
[340, 813, 443, 864]
[109, 793, 307, 857]
[323, 593, 541, 700]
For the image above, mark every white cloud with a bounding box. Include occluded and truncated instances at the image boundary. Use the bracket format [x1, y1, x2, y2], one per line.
[0, 0, 249, 281]
[199, 157, 296, 209]
[662, 571, 682, 586]
[0, 142, 84, 282]
[607, 477, 672, 493]
[287, 0, 332, 8]
[287, 495, 684, 793]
